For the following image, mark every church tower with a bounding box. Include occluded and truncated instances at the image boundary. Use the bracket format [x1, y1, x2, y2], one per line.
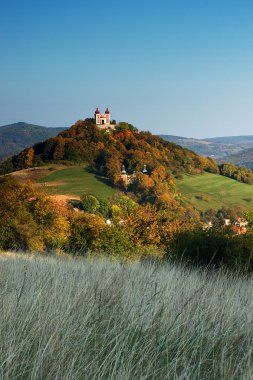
[95, 107, 101, 125]
[105, 108, 110, 124]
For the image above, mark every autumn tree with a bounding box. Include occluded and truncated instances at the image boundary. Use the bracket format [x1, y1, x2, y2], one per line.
[67, 213, 105, 254]
[0, 176, 70, 251]
[53, 137, 65, 161]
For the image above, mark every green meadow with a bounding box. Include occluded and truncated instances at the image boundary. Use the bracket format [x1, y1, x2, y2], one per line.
[38, 168, 253, 210]
[37, 166, 118, 199]
[177, 172, 253, 211]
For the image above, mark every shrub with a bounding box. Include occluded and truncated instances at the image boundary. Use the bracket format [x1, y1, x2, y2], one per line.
[167, 228, 253, 271]
[81, 194, 100, 214]
[167, 228, 231, 266]
[94, 225, 134, 257]
[67, 213, 105, 255]
[195, 194, 207, 201]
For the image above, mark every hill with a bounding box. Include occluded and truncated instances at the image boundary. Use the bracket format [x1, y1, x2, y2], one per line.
[159, 134, 241, 158]
[0, 119, 222, 225]
[219, 147, 253, 171]
[4, 120, 253, 219]
[159, 134, 253, 158]
[0, 118, 218, 179]
[206, 135, 253, 147]
[177, 172, 253, 211]
[0, 122, 65, 161]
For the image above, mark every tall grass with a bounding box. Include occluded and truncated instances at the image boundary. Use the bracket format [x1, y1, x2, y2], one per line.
[0, 252, 252, 379]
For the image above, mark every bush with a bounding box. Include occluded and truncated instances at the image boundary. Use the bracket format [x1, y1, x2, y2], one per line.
[0, 176, 70, 252]
[195, 194, 207, 201]
[81, 194, 100, 214]
[95, 225, 134, 257]
[67, 213, 105, 255]
[167, 228, 253, 272]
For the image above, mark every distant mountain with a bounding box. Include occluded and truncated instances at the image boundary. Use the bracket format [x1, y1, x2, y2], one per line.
[0, 122, 65, 161]
[205, 135, 253, 148]
[159, 135, 242, 158]
[159, 134, 253, 158]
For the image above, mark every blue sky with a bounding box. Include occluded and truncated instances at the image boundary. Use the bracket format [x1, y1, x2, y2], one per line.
[0, 0, 252, 137]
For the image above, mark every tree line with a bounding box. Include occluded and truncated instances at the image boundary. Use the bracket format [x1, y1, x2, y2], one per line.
[1, 175, 253, 272]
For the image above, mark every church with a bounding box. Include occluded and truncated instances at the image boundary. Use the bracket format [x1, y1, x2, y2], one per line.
[94, 108, 116, 129]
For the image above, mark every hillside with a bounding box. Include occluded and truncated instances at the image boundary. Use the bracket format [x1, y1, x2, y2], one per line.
[0, 122, 65, 161]
[9, 119, 253, 216]
[12, 165, 253, 213]
[36, 166, 118, 199]
[177, 172, 253, 211]
[3, 120, 253, 218]
[9, 165, 117, 201]
[0, 119, 222, 227]
[159, 134, 241, 158]
[159, 134, 253, 158]
[160, 133, 253, 172]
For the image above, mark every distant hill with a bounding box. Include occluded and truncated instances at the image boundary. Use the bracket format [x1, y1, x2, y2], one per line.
[205, 135, 253, 148]
[0, 122, 65, 161]
[159, 134, 253, 158]
[220, 148, 253, 170]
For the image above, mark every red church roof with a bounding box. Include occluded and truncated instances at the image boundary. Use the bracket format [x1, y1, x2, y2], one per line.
[95, 107, 100, 114]
[105, 108, 110, 114]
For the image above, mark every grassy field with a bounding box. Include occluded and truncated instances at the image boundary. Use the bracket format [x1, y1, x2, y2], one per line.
[0, 252, 252, 379]
[177, 172, 253, 211]
[37, 166, 118, 199]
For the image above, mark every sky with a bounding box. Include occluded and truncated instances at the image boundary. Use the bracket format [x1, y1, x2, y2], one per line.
[0, 0, 252, 138]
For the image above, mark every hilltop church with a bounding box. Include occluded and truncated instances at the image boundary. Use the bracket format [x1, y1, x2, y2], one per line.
[94, 108, 116, 130]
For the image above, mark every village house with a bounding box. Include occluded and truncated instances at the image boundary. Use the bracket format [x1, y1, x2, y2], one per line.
[223, 218, 248, 234]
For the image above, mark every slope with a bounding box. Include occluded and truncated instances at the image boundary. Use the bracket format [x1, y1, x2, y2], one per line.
[177, 172, 253, 211]
[36, 166, 118, 199]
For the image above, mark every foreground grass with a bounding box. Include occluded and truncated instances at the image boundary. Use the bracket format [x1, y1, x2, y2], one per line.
[0, 253, 253, 379]
[37, 166, 118, 199]
[177, 172, 253, 211]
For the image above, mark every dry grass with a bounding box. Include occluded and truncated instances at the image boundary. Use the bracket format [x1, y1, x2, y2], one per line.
[0, 252, 252, 379]
[10, 166, 64, 184]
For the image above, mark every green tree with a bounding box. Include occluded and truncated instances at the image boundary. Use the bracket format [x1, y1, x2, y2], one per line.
[67, 213, 105, 254]
[96, 225, 134, 257]
[81, 194, 100, 214]
[98, 199, 110, 217]
[244, 211, 253, 231]
[115, 195, 137, 216]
